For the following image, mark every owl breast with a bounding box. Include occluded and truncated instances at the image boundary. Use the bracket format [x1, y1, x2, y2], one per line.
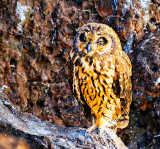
[74, 54, 121, 120]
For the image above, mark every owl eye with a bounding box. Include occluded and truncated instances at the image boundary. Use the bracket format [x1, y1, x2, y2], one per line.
[98, 37, 108, 45]
[80, 33, 87, 42]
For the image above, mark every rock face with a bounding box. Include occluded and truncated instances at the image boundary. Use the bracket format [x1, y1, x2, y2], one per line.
[133, 30, 160, 93]
[122, 30, 160, 148]
[0, 0, 160, 148]
[0, 0, 90, 128]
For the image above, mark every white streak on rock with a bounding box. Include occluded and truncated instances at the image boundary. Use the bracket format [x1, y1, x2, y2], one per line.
[155, 78, 160, 86]
[16, 1, 31, 32]
[0, 85, 8, 93]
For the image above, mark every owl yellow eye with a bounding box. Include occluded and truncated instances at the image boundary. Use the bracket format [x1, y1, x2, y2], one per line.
[99, 40, 104, 44]
[80, 33, 87, 42]
[98, 37, 108, 45]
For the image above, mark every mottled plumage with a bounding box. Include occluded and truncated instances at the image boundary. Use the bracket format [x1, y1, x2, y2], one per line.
[70, 23, 132, 131]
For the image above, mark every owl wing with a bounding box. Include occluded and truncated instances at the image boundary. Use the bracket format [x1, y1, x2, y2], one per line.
[73, 65, 94, 122]
[114, 51, 132, 117]
[68, 55, 93, 122]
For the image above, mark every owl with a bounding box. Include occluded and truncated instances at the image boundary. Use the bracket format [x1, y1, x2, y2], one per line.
[70, 23, 132, 132]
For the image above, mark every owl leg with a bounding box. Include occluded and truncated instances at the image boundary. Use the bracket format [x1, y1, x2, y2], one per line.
[98, 117, 117, 130]
[86, 116, 117, 133]
[86, 116, 102, 133]
[90, 113, 96, 124]
[86, 124, 98, 133]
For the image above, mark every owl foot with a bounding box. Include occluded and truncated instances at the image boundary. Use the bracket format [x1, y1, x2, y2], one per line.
[98, 117, 117, 130]
[86, 124, 98, 133]
[86, 117, 118, 133]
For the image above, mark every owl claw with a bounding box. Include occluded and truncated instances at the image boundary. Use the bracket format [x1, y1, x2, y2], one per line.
[86, 124, 98, 133]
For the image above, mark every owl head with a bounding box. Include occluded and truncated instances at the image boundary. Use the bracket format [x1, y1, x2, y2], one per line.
[73, 23, 122, 57]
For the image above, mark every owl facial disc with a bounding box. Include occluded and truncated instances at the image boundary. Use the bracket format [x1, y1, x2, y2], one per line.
[74, 23, 121, 56]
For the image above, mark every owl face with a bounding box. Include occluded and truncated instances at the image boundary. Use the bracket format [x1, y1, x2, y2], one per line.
[73, 23, 121, 56]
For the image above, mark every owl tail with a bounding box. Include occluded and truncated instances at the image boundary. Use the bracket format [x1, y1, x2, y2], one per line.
[117, 115, 129, 128]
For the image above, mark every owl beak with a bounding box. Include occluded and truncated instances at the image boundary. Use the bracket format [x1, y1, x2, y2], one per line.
[87, 42, 92, 54]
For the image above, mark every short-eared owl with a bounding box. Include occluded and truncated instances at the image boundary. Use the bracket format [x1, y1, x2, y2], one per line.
[70, 23, 132, 131]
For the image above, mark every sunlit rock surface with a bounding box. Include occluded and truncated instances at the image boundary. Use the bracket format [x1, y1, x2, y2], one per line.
[0, 0, 160, 148]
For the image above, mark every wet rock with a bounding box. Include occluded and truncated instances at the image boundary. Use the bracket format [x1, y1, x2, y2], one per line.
[95, 0, 160, 51]
[133, 30, 160, 96]
[94, 0, 115, 18]
[119, 29, 160, 148]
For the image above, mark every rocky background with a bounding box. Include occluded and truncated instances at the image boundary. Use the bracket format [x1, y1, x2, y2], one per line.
[0, 0, 160, 148]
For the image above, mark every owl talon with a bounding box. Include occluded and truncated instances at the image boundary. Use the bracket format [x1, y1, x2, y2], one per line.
[86, 124, 98, 133]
